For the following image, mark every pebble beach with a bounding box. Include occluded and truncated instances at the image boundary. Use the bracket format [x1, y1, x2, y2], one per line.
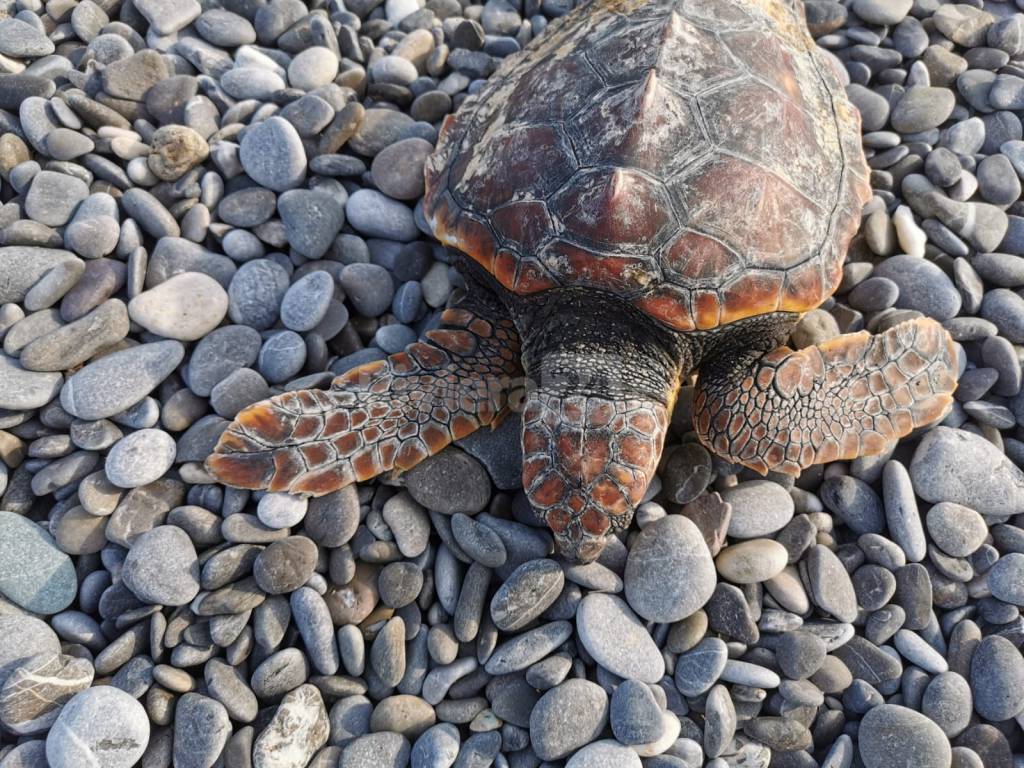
[1, 0, 1024, 767]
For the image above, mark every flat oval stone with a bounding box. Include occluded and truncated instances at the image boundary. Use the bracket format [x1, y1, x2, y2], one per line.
[60, 340, 185, 420]
[0, 354, 62, 410]
[121, 525, 200, 606]
[0, 511, 76, 614]
[490, 558, 564, 632]
[529, 679, 609, 761]
[624, 514, 715, 623]
[228, 259, 289, 330]
[566, 740, 642, 768]
[239, 116, 307, 192]
[910, 427, 1024, 517]
[129, 272, 228, 342]
[715, 539, 788, 584]
[970, 635, 1024, 721]
[46, 687, 150, 768]
[674, 637, 728, 697]
[576, 593, 664, 683]
[105, 429, 177, 488]
[858, 704, 951, 768]
[721, 479, 794, 538]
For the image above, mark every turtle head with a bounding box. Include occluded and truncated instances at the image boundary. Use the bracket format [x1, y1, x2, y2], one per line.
[518, 291, 685, 561]
[521, 391, 670, 562]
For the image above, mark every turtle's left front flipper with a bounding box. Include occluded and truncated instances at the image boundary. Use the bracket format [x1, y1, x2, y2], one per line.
[206, 307, 522, 495]
[694, 318, 959, 476]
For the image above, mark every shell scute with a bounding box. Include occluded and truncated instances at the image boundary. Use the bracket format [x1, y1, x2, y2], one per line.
[567, 70, 709, 174]
[550, 167, 676, 250]
[669, 155, 826, 271]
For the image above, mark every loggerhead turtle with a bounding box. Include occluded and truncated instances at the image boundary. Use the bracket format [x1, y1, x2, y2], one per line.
[207, 0, 959, 561]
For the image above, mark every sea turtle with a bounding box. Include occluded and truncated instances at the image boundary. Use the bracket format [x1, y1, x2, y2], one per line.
[207, 0, 959, 561]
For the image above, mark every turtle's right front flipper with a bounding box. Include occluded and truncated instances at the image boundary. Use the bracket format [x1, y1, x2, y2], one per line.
[206, 308, 522, 496]
[694, 318, 959, 476]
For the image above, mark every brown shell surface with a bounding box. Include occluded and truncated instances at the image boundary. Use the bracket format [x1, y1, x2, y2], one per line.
[423, 0, 871, 331]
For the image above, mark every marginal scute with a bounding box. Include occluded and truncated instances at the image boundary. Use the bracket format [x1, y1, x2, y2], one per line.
[423, 0, 870, 331]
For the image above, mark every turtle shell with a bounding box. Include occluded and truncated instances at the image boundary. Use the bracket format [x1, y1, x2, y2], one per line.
[423, 0, 871, 331]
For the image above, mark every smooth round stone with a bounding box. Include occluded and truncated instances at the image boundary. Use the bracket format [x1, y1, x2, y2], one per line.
[258, 492, 308, 529]
[0, 354, 62, 410]
[348, 109, 414, 157]
[221, 67, 286, 100]
[410, 724, 459, 768]
[529, 679, 609, 761]
[258, 330, 306, 384]
[821, 475, 884, 534]
[0, 17, 55, 57]
[228, 259, 289, 330]
[988, 553, 1024, 606]
[239, 116, 307, 192]
[873, 255, 961, 321]
[852, 0, 910, 25]
[371, 55, 418, 86]
[121, 525, 200, 606]
[894, 630, 948, 674]
[490, 558, 564, 631]
[892, 87, 955, 134]
[404, 449, 491, 514]
[371, 138, 433, 200]
[254, 536, 318, 594]
[278, 189, 346, 260]
[105, 429, 176, 488]
[721, 480, 794, 538]
[345, 189, 419, 242]
[369, 695, 435, 740]
[292, 587, 339, 675]
[381, 492, 430, 557]
[289, 47, 339, 90]
[859, 704, 951, 768]
[339, 263, 395, 318]
[624, 514, 715, 623]
[378, 562, 424, 608]
[610, 679, 664, 746]
[675, 637, 728, 696]
[46, 129, 94, 161]
[981, 288, 1024, 343]
[806, 545, 858, 623]
[338, 732, 410, 768]
[195, 9, 256, 46]
[46, 687, 150, 768]
[922, 672, 972, 738]
[977, 154, 1021, 205]
[24, 172, 89, 228]
[910, 427, 1024, 517]
[882, 460, 926, 563]
[715, 539, 788, 584]
[187, 325, 263, 397]
[280, 271, 335, 332]
[566, 740, 642, 768]
[926, 502, 988, 557]
[0, 511, 75, 614]
[173, 694, 231, 768]
[60, 342, 185, 421]
[576, 593, 664, 683]
[128, 272, 228, 342]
